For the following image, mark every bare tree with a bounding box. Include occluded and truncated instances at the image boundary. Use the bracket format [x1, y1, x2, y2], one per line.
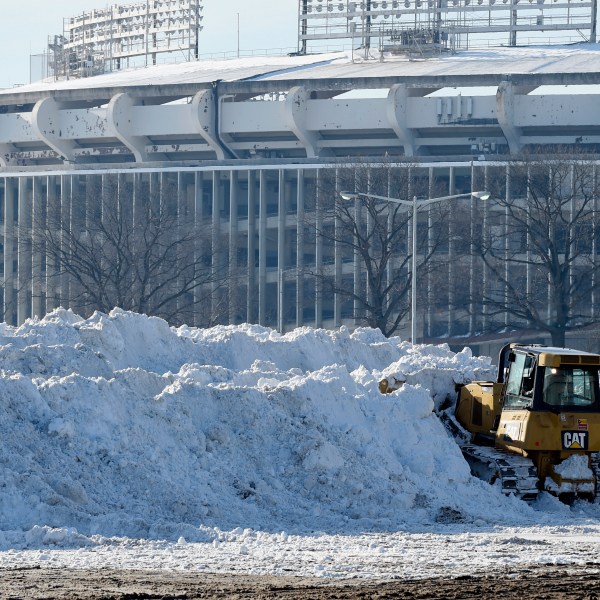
[34, 176, 230, 326]
[474, 155, 600, 346]
[309, 161, 449, 338]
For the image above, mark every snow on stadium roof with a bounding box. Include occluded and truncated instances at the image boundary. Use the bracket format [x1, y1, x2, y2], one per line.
[1, 53, 347, 96]
[3, 43, 600, 100]
[263, 43, 600, 81]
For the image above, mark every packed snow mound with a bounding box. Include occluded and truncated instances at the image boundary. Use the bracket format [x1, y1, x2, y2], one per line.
[0, 309, 529, 549]
[380, 344, 495, 410]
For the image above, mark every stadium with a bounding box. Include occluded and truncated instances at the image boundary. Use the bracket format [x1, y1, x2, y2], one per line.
[1, 0, 600, 352]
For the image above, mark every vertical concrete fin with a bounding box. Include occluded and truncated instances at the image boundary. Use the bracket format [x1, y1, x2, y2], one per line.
[107, 93, 155, 163]
[496, 81, 523, 155]
[284, 86, 325, 159]
[31, 97, 77, 163]
[3, 178, 16, 324]
[386, 84, 416, 157]
[190, 89, 226, 160]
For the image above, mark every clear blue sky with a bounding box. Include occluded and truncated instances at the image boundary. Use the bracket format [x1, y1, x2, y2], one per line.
[0, 0, 298, 88]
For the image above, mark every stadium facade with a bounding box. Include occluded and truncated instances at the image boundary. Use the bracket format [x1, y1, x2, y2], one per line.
[2, 47, 600, 346]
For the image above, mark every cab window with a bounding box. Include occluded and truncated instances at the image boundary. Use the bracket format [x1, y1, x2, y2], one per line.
[504, 353, 535, 409]
[542, 367, 598, 409]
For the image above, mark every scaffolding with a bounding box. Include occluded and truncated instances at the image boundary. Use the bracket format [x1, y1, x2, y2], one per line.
[49, 0, 204, 80]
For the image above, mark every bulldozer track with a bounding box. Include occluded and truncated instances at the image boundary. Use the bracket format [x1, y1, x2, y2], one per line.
[591, 453, 600, 497]
[460, 444, 540, 502]
[440, 410, 539, 502]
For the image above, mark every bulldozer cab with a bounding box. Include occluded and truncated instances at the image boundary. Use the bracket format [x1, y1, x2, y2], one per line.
[502, 345, 600, 414]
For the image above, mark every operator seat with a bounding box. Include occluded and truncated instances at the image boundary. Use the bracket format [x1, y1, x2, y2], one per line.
[544, 372, 572, 406]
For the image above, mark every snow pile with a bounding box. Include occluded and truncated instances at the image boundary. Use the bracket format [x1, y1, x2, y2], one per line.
[380, 343, 494, 409]
[0, 309, 527, 549]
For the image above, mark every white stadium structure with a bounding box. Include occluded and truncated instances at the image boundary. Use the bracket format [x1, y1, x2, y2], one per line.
[2, 35, 600, 349]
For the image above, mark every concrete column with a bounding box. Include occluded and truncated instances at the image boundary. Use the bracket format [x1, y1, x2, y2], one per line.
[569, 165, 576, 317]
[469, 170, 478, 336]
[132, 172, 144, 231]
[100, 172, 112, 277]
[386, 169, 395, 326]
[296, 169, 305, 328]
[212, 171, 222, 321]
[3, 178, 16, 324]
[315, 170, 323, 328]
[149, 172, 160, 218]
[31, 177, 43, 319]
[247, 170, 257, 324]
[83, 174, 94, 232]
[547, 170, 554, 323]
[407, 167, 414, 337]
[365, 170, 373, 309]
[334, 167, 342, 328]
[194, 172, 205, 221]
[17, 178, 32, 325]
[45, 176, 59, 312]
[258, 170, 267, 325]
[592, 167, 598, 320]
[504, 165, 511, 329]
[158, 171, 166, 214]
[481, 165, 490, 332]
[69, 175, 84, 316]
[176, 172, 187, 317]
[447, 167, 456, 336]
[59, 175, 72, 309]
[284, 179, 294, 270]
[193, 171, 205, 326]
[525, 165, 533, 327]
[277, 169, 286, 332]
[229, 170, 239, 324]
[118, 173, 131, 228]
[426, 167, 435, 338]
[353, 194, 362, 327]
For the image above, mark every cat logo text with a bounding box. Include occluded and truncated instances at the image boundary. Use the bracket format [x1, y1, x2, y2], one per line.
[562, 430, 589, 451]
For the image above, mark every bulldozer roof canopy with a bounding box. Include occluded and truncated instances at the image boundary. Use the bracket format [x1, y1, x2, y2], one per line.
[512, 344, 600, 367]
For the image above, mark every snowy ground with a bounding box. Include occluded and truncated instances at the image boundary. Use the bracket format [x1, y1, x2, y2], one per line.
[3, 524, 600, 580]
[1, 309, 600, 579]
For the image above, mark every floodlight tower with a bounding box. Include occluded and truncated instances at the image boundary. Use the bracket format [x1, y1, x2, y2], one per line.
[50, 0, 204, 80]
[297, 0, 599, 55]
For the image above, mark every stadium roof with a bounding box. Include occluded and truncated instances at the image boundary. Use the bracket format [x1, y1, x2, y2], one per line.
[2, 43, 600, 105]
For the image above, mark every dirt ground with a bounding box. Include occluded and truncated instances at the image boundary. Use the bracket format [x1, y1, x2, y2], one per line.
[1, 566, 600, 600]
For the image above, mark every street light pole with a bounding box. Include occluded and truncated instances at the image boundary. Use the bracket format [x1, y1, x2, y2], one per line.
[341, 190, 490, 343]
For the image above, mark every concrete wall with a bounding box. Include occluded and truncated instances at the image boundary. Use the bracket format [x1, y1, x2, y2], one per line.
[0, 160, 598, 354]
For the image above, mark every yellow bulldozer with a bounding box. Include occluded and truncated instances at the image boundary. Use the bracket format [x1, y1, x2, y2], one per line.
[384, 343, 600, 502]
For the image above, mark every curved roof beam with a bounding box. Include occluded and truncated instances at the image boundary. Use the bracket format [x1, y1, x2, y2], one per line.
[107, 93, 165, 163]
[386, 84, 417, 157]
[496, 81, 536, 155]
[31, 97, 78, 163]
[190, 90, 226, 160]
[284, 86, 331, 158]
